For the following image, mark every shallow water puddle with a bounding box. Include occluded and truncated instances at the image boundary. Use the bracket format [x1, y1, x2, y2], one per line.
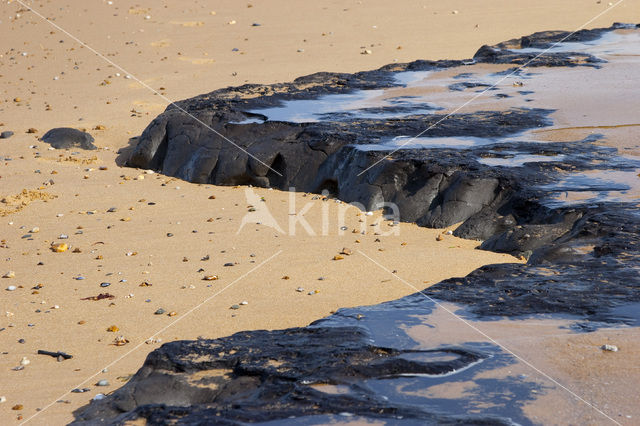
[312, 297, 640, 425]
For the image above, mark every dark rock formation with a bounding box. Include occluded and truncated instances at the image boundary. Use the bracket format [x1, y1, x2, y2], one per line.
[41, 127, 96, 150]
[77, 24, 640, 425]
[74, 327, 523, 425]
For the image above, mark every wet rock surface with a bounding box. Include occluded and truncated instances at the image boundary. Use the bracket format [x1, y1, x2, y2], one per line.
[78, 25, 640, 424]
[73, 326, 522, 425]
[41, 127, 96, 150]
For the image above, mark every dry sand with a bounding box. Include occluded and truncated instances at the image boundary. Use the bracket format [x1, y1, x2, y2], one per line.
[1, 0, 639, 424]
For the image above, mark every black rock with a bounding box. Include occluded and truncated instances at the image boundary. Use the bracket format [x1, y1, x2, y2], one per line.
[73, 326, 513, 425]
[0, 131, 14, 139]
[41, 127, 96, 150]
[78, 24, 640, 425]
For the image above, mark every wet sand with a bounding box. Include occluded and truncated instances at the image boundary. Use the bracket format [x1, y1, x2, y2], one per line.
[1, 0, 640, 424]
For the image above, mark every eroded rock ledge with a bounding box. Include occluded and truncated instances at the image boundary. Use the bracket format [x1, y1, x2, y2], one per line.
[78, 24, 640, 424]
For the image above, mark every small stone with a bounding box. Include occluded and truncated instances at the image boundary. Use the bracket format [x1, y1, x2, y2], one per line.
[436, 235, 444, 241]
[361, 49, 372, 55]
[223, 262, 234, 267]
[601, 344, 618, 352]
[6, 286, 17, 291]
[203, 275, 218, 281]
[51, 243, 68, 252]
[106, 325, 119, 332]
[30, 227, 40, 233]
[92, 394, 105, 401]
[230, 304, 240, 310]
[100, 282, 111, 288]
[20, 357, 30, 366]
[333, 255, 344, 261]
[240, 301, 248, 305]
[27, 128, 38, 134]
[208, 195, 216, 199]
[96, 380, 109, 386]
[12, 404, 23, 410]
[168, 311, 177, 317]
[0, 396, 6, 403]
[154, 308, 165, 315]
[113, 335, 129, 346]
[0, 131, 14, 139]
[93, 125, 106, 130]
[340, 248, 352, 256]
[2, 271, 15, 278]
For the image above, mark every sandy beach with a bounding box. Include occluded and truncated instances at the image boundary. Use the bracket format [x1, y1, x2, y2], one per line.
[1, 0, 639, 424]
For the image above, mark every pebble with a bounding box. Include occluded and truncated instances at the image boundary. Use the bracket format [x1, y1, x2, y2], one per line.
[155, 308, 165, 315]
[230, 304, 240, 310]
[92, 394, 105, 401]
[240, 301, 248, 305]
[100, 282, 111, 288]
[2, 271, 15, 278]
[223, 262, 234, 267]
[203, 275, 218, 281]
[51, 243, 68, 252]
[96, 380, 109, 386]
[29, 227, 40, 233]
[436, 235, 444, 241]
[601, 344, 618, 352]
[6, 286, 17, 291]
[0, 131, 14, 139]
[296, 287, 304, 292]
[71, 388, 90, 393]
[0, 396, 5, 403]
[20, 357, 30, 366]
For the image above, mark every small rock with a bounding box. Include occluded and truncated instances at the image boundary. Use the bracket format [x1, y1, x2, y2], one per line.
[0, 131, 14, 139]
[40, 127, 96, 150]
[51, 243, 68, 252]
[2, 271, 15, 278]
[92, 394, 105, 401]
[20, 357, 30, 366]
[230, 304, 240, 310]
[601, 344, 618, 352]
[154, 308, 165, 315]
[6, 286, 17, 291]
[96, 380, 109, 386]
[100, 282, 111, 288]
